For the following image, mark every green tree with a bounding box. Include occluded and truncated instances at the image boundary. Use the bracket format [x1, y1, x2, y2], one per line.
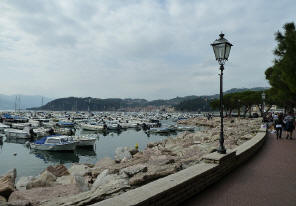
[210, 90, 269, 117]
[265, 22, 296, 111]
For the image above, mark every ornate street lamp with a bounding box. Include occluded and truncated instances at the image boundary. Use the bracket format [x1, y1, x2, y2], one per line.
[211, 33, 233, 154]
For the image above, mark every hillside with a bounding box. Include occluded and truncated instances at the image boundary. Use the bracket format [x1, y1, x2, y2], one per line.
[30, 87, 268, 111]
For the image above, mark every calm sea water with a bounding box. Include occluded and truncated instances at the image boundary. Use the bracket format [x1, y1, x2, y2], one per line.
[0, 120, 198, 178]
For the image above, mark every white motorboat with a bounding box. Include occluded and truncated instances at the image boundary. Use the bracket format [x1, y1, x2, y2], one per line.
[107, 123, 121, 130]
[72, 135, 96, 147]
[120, 122, 140, 129]
[30, 135, 77, 151]
[176, 126, 195, 132]
[42, 121, 56, 128]
[33, 127, 51, 138]
[80, 123, 104, 131]
[11, 123, 33, 130]
[4, 128, 30, 139]
[0, 123, 9, 133]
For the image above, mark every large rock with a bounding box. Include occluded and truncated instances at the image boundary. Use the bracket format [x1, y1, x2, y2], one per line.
[129, 163, 181, 186]
[119, 164, 147, 177]
[8, 184, 80, 206]
[0, 169, 16, 199]
[142, 147, 162, 157]
[56, 175, 89, 192]
[114, 147, 132, 163]
[91, 173, 129, 192]
[26, 170, 56, 189]
[5, 200, 31, 206]
[91, 169, 109, 189]
[68, 164, 91, 177]
[42, 171, 130, 206]
[46, 165, 69, 177]
[0, 195, 6, 203]
[148, 155, 175, 165]
[16, 176, 35, 191]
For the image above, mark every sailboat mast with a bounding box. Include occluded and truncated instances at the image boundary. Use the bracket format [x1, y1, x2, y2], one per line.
[14, 96, 17, 112]
[18, 96, 21, 112]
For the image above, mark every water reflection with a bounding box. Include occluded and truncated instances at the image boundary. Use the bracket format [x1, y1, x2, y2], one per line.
[145, 131, 175, 138]
[5, 137, 28, 144]
[76, 148, 96, 157]
[30, 150, 79, 164]
[0, 138, 3, 151]
[0, 119, 201, 177]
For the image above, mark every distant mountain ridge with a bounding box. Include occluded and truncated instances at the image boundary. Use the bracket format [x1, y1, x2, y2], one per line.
[0, 94, 51, 110]
[30, 87, 268, 111]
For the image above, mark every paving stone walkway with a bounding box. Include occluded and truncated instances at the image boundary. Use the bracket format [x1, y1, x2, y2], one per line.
[184, 131, 296, 206]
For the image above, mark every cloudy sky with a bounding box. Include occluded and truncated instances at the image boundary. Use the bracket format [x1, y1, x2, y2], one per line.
[0, 0, 295, 100]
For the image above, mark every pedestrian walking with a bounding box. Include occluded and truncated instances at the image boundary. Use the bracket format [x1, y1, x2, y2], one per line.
[275, 113, 284, 139]
[284, 113, 295, 139]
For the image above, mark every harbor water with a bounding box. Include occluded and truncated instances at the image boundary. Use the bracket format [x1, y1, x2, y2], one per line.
[0, 120, 200, 178]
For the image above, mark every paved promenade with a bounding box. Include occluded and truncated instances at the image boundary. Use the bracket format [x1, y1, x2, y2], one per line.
[184, 131, 296, 206]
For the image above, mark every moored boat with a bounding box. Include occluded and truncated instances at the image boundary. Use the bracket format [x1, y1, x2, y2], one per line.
[72, 135, 96, 147]
[30, 135, 77, 151]
[4, 128, 30, 139]
[0, 123, 9, 133]
[80, 123, 104, 131]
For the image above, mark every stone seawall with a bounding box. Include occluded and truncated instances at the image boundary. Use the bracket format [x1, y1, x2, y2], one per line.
[93, 128, 266, 206]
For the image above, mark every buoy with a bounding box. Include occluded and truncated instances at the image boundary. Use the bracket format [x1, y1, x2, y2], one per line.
[135, 143, 139, 150]
[13, 153, 17, 156]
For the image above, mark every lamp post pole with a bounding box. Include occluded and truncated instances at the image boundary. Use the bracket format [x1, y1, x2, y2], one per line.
[211, 33, 233, 154]
[219, 64, 226, 153]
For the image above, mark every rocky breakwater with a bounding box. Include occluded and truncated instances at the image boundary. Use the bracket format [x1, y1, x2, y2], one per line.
[0, 169, 16, 204]
[4, 117, 261, 206]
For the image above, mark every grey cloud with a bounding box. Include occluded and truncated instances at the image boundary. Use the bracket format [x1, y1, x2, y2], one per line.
[0, 0, 294, 99]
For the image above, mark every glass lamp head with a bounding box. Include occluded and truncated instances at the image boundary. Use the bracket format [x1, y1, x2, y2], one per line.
[211, 33, 233, 65]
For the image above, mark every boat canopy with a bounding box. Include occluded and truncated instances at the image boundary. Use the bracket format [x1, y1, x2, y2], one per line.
[34, 135, 60, 144]
[34, 136, 48, 144]
[2, 113, 13, 119]
[57, 122, 74, 126]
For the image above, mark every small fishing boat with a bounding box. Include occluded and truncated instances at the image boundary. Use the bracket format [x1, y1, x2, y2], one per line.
[80, 123, 104, 131]
[72, 135, 96, 147]
[147, 125, 177, 134]
[30, 135, 77, 151]
[32, 127, 51, 138]
[12, 123, 33, 130]
[0, 123, 9, 133]
[176, 126, 195, 132]
[107, 123, 121, 130]
[4, 128, 30, 139]
[57, 121, 74, 128]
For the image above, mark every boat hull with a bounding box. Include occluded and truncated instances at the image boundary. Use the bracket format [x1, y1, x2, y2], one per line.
[5, 129, 30, 139]
[77, 139, 96, 147]
[81, 124, 104, 131]
[30, 142, 77, 151]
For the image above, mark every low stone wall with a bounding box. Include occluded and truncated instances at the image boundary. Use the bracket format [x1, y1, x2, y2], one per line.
[92, 128, 266, 206]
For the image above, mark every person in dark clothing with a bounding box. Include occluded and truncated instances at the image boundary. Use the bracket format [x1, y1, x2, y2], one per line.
[275, 114, 284, 139]
[284, 114, 295, 139]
